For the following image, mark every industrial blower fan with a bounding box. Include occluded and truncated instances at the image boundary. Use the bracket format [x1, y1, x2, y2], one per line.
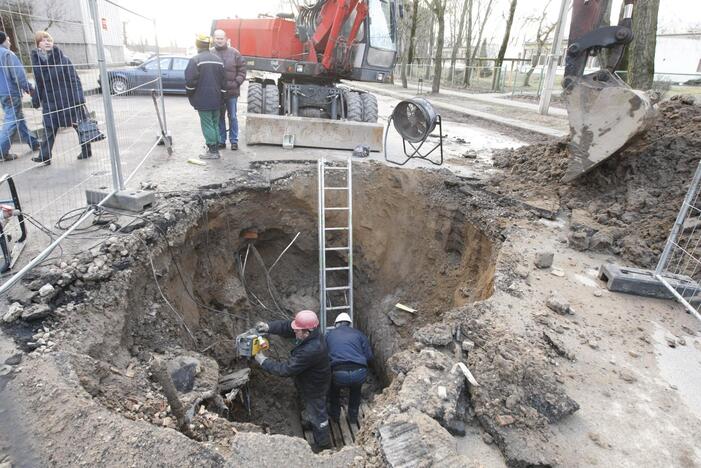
[384, 98, 443, 166]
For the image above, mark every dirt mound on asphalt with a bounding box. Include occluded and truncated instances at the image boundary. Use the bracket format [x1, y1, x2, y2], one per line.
[490, 95, 701, 268]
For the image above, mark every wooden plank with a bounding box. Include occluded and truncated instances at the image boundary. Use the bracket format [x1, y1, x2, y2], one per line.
[348, 412, 360, 441]
[330, 419, 344, 448]
[303, 427, 315, 447]
[339, 407, 355, 445]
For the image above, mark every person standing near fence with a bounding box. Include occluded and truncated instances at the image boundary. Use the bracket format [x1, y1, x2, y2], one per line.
[30, 31, 92, 164]
[211, 29, 246, 151]
[0, 31, 40, 162]
[185, 34, 226, 160]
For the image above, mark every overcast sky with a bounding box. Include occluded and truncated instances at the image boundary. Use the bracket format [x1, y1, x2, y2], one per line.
[117, 0, 700, 49]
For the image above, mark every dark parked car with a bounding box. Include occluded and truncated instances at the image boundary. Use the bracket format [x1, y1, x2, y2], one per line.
[100, 55, 190, 95]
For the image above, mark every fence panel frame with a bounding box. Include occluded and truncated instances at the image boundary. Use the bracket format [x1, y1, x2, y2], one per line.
[655, 160, 701, 322]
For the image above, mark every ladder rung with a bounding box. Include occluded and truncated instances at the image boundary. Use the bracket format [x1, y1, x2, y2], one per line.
[325, 207, 349, 211]
[324, 186, 349, 190]
[324, 227, 349, 231]
[324, 166, 349, 171]
[326, 286, 351, 291]
[326, 305, 351, 311]
[325, 246, 350, 251]
[325, 266, 350, 271]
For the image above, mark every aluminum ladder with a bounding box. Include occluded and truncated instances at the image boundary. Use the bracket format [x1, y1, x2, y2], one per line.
[317, 155, 353, 332]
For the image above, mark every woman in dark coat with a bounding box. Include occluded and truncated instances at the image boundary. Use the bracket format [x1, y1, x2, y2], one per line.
[30, 31, 91, 164]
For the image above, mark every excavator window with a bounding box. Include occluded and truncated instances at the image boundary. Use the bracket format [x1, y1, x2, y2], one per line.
[342, 8, 365, 43]
[368, 0, 396, 51]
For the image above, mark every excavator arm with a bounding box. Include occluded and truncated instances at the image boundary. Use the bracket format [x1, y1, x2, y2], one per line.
[563, 0, 655, 182]
[301, 0, 370, 71]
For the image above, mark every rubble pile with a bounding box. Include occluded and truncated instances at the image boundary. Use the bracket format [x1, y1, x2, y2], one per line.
[491, 95, 701, 268]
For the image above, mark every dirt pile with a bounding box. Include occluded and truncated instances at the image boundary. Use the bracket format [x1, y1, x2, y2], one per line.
[490, 95, 701, 268]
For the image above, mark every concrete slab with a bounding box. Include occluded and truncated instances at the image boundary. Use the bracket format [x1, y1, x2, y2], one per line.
[598, 263, 701, 299]
[245, 114, 384, 151]
[86, 189, 155, 212]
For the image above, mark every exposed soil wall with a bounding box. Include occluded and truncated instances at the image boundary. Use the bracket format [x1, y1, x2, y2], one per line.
[1, 162, 587, 466]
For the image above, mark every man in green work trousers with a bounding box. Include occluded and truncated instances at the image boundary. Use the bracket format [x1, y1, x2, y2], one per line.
[185, 34, 226, 159]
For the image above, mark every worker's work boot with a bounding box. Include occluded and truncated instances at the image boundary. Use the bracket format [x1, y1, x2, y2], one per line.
[312, 423, 332, 452]
[199, 145, 220, 160]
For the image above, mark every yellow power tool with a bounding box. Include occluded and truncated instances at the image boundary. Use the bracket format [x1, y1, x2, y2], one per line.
[236, 328, 270, 357]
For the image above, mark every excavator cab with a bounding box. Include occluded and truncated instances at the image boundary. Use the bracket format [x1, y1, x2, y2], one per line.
[343, 0, 398, 82]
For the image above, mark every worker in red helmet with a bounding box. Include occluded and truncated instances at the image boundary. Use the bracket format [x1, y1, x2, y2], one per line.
[255, 310, 332, 451]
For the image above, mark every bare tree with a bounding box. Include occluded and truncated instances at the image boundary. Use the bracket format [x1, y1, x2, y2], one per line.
[424, 12, 435, 79]
[0, 0, 67, 61]
[401, 0, 420, 88]
[426, 0, 447, 93]
[627, 0, 660, 89]
[461, 0, 472, 86]
[448, 0, 470, 82]
[522, 1, 556, 87]
[465, 0, 494, 86]
[492, 0, 517, 91]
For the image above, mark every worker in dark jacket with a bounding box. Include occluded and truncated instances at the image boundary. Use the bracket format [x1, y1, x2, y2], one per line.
[255, 310, 332, 450]
[211, 29, 246, 151]
[185, 34, 226, 159]
[325, 312, 373, 425]
[30, 31, 91, 164]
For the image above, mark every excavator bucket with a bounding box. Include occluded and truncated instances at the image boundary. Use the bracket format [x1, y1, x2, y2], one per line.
[564, 71, 655, 182]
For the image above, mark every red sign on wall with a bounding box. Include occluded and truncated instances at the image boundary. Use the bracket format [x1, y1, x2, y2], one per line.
[101, 18, 107, 30]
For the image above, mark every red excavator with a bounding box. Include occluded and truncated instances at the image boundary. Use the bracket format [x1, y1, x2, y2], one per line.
[213, 0, 400, 150]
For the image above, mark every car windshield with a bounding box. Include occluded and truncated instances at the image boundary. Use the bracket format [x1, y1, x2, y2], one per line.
[368, 0, 396, 51]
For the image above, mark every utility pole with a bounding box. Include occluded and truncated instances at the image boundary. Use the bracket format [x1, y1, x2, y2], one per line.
[538, 0, 569, 115]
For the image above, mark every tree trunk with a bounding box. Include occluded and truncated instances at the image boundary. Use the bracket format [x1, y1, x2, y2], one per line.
[449, 0, 470, 83]
[425, 14, 435, 79]
[431, 0, 446, 93]
[408, 0, 419, 64]
[627, 0, 659, 89]
[492, 0, 517, 91]
[523, 50, 540, 87]
[462, 0, 473, 86]
[401, 46, 409, 87]
[468, 0, 494, 86]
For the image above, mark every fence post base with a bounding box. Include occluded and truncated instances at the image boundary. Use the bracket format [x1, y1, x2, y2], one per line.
[85, 189, 155, 212]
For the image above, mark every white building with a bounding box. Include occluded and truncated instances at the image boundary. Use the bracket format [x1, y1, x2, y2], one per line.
[521, 33, 701, 84]
[655, 33, 701, 84]
[0, 0, 125, 66]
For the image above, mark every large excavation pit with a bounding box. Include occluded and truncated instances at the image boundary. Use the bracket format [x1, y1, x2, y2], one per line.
[56, 163, 499, 455]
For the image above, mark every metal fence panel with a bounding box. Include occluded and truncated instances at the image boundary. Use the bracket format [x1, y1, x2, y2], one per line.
[655, 161, 701, 322]
[0, 0, 168, 292]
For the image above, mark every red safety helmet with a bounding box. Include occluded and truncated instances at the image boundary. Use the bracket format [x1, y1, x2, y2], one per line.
[291, 310, 319, 330]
